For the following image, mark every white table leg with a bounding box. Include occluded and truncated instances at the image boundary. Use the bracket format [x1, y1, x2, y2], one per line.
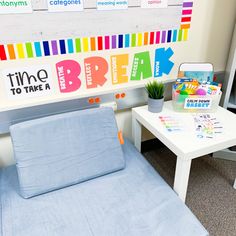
[233, 178, 236, 190]
[132, 116, 142, 152]
[174, 157, 192, 202]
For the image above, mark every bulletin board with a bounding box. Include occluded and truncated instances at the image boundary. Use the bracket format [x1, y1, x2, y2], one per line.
[0, 0, 193, 111]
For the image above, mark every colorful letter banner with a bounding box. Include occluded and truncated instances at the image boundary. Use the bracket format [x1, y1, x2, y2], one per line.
[0, 46, 175, 108]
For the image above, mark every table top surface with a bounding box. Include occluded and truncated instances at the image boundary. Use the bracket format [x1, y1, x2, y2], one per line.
[132, 101, 236, 159]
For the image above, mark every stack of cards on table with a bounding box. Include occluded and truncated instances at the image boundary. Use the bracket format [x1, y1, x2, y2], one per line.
[193, 114, 223, 139]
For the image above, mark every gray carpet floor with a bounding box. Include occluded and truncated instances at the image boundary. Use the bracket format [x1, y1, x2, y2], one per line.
[143, 145, 236, 236]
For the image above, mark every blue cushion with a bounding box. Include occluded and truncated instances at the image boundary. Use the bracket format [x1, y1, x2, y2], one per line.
[0, 139, 208, 236]
[10, 107, 125, 198]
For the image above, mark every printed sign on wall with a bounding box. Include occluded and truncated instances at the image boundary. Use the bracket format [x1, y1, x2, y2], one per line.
[97, 0, 128, 10]
[0, 0, 32, 14]
[47, 0, 83, 12]
[0, 46, 174, 107]
[54, 47, 174, 94]
[141, 0, 168, 8]
[2, 65, 54, 100]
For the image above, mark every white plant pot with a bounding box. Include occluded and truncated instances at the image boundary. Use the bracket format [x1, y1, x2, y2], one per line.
[148, 97, 164, 113]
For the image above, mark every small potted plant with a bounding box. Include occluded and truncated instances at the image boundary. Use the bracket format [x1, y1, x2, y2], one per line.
[145, 81, 165, 113]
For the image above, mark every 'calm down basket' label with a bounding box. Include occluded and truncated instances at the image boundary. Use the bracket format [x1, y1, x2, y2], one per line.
[0, 0, 32, 14]
[2, 65, 54, 100]
[184, 98, 212, 109]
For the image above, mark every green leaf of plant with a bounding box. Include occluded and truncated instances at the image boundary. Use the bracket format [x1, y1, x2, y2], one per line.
[145, 81, 165, 99]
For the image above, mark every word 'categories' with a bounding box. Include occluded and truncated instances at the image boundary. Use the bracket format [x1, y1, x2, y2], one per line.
[47, 0, 83, 12]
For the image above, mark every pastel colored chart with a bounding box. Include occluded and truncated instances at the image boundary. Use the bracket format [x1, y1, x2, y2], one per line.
[159, 115, 184, 132]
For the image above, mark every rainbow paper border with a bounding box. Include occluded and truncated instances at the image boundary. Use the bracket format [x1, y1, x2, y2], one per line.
[0, 1, 193, 61]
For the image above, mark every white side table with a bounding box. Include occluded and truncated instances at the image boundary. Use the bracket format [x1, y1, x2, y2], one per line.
[132, 101, 236, 202]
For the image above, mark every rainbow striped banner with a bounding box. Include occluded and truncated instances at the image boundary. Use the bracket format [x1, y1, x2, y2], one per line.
[181, 1, 193, 30]
[0, 1, 193, 61]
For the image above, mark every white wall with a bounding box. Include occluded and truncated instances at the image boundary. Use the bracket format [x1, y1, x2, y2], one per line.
[0, 0, 236, 167]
